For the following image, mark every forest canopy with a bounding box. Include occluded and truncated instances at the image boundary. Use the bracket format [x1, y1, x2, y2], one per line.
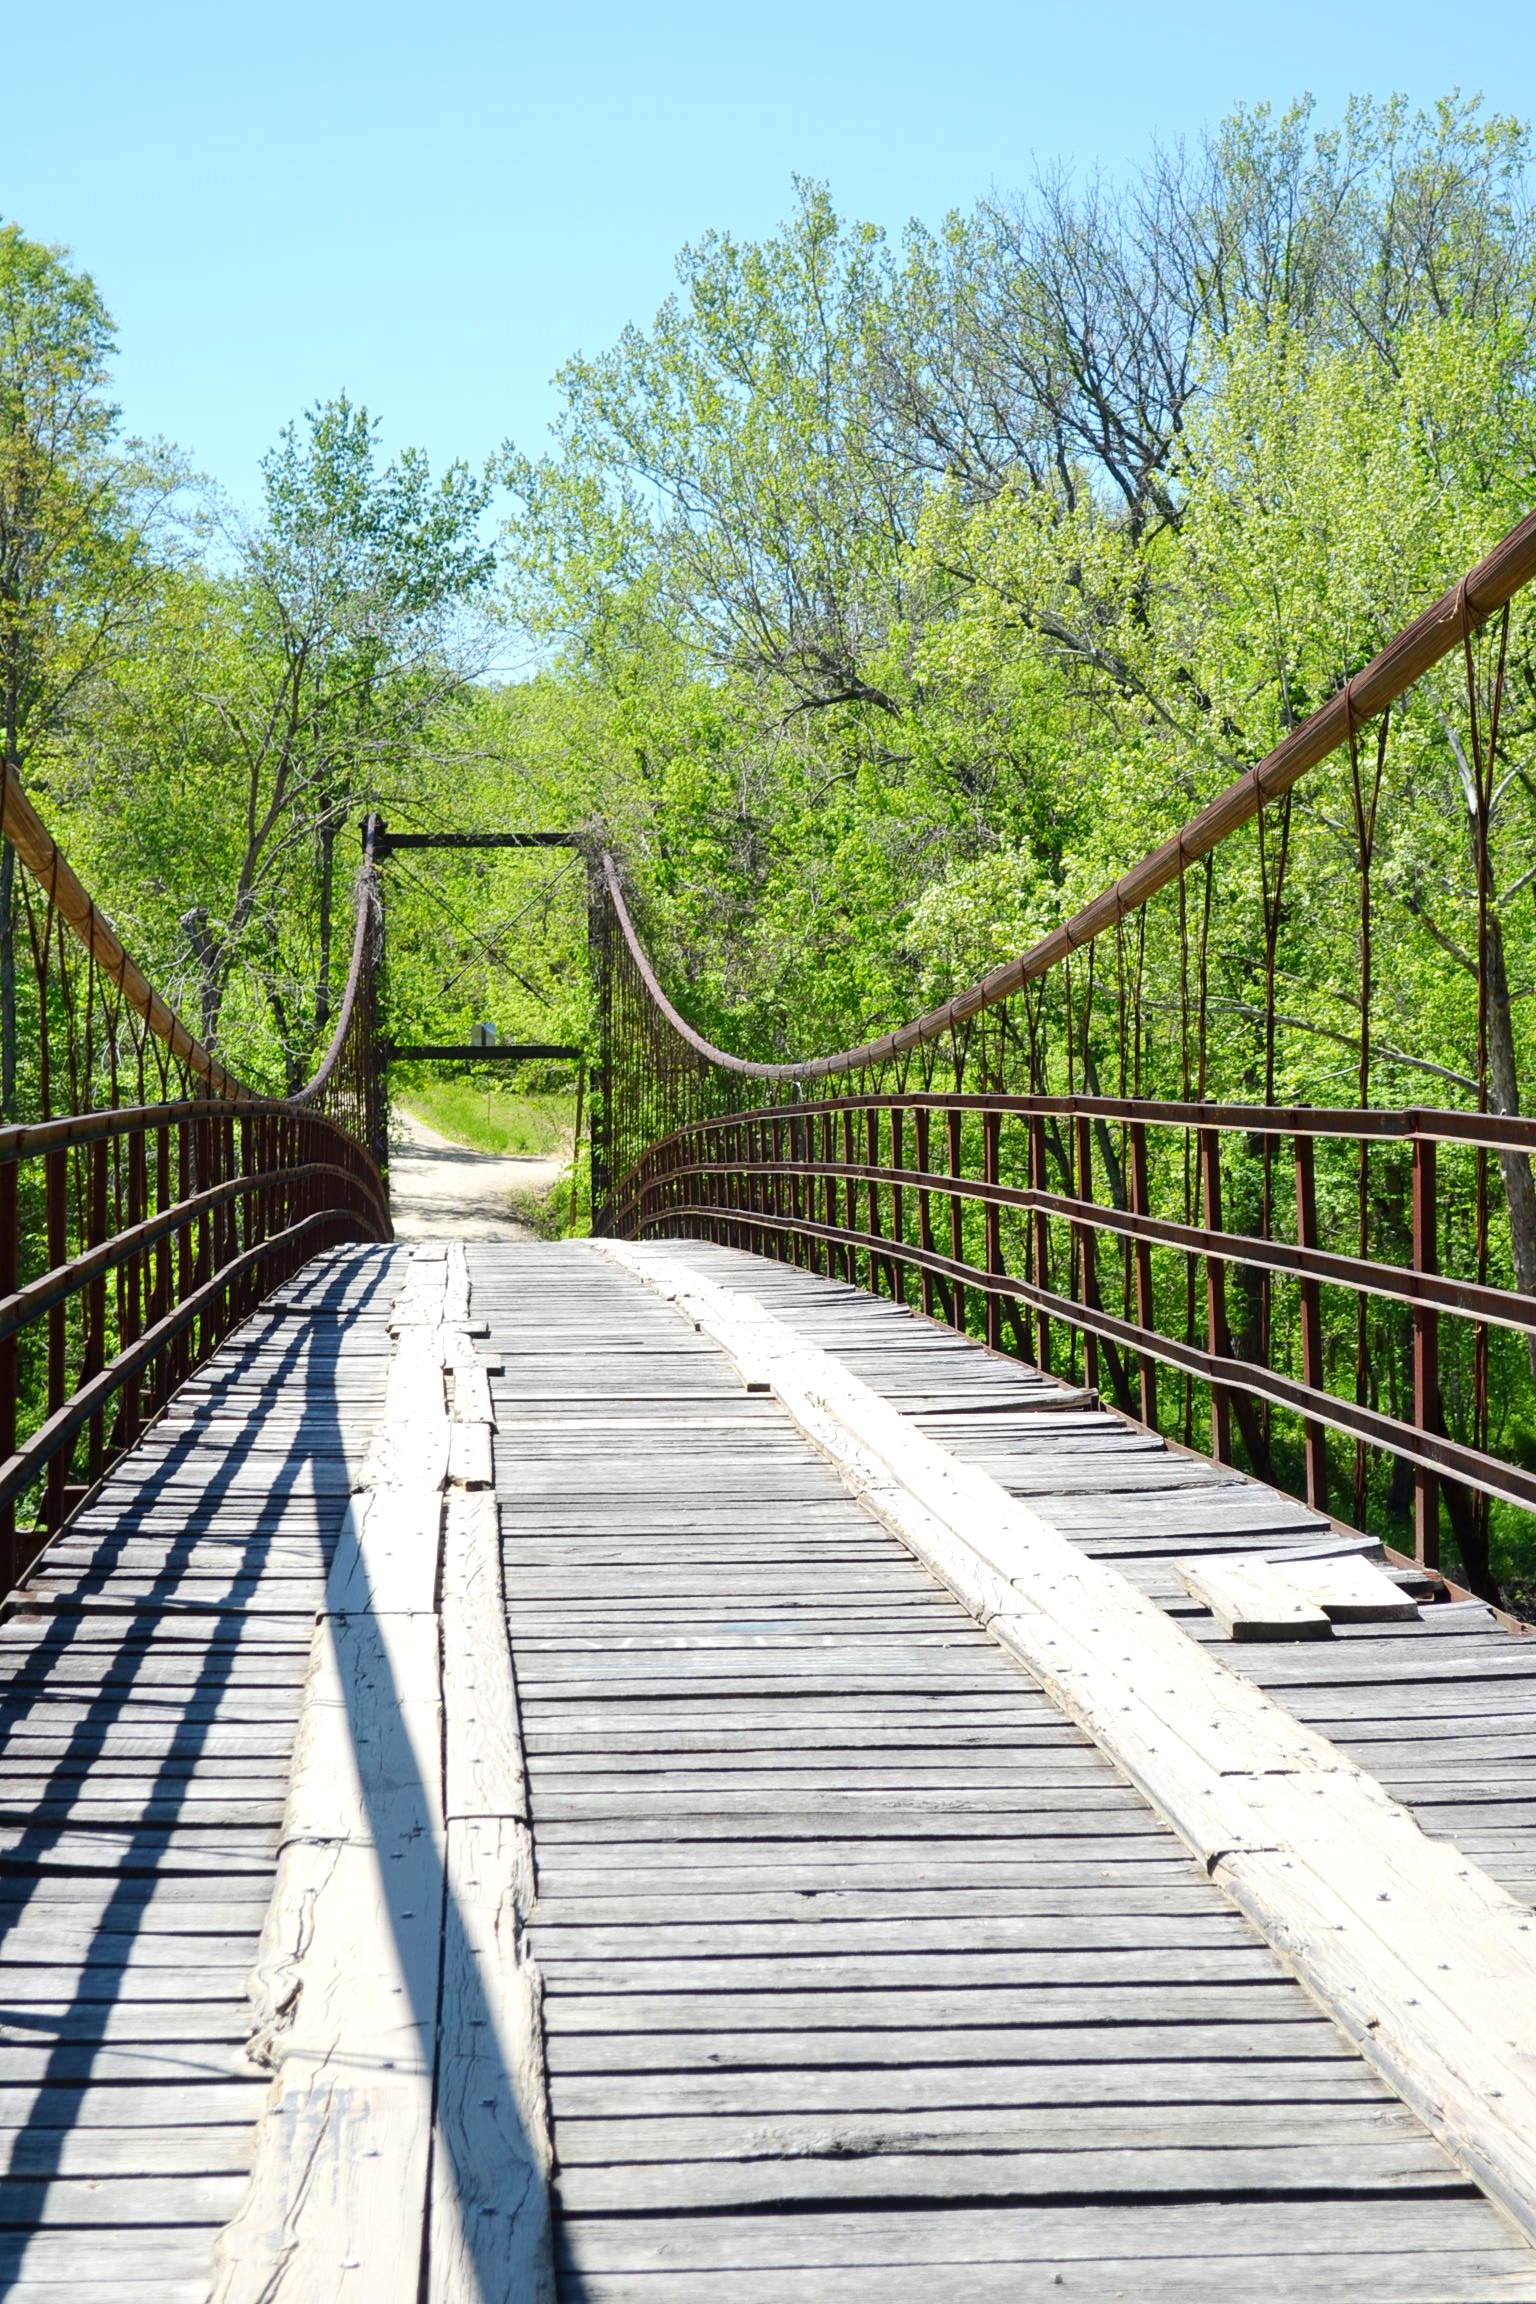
[3, 90, 1535, 1113]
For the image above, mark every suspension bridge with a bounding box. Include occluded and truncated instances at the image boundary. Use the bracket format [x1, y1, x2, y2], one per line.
[3, 517, 1536, 2299]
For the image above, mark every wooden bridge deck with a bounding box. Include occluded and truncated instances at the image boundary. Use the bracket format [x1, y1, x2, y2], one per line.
[1, 1236, 1535, 2296]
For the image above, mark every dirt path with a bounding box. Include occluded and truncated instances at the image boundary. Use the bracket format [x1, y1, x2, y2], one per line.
[387, 1104, 567, 1242]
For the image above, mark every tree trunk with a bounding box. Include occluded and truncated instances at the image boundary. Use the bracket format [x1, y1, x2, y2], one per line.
[1229, 1259, 1277, 1483]
[180, 908, 222, 1049]
[1078, 1045, 1127, 1208]
[0, 838, 14, 1118]
[1483, 907, 1536, 1386]
[1440, 1449, 1498, 1602]
[314, 810, 339, 1033]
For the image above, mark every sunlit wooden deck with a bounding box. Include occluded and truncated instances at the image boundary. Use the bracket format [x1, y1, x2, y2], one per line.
[2, 1238, 1536, 2298]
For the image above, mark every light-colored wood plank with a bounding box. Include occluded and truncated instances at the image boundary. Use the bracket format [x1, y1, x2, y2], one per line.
[283, 1609, 444, 1849]
[431, 1472, 553, 2300]
[1270, 1551, 1423, 1623]
[215, 1242, 552, 2303]
[324, 1486, 443, 1616]
[450, 1359, 496, 1427]
[1172, 1555, 1332, 1640]
[441, 1492, 527, 1829]
[209, 1832, 441, 2301]
[430, 1815, 554, 2304]
[212, 1248, 452, 2302]
[446, 1422, 493, 1489]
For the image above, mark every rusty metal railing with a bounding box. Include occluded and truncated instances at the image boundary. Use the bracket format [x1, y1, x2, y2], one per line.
[0, 772, 390, 1584]
[597, 507, 1536, 1603]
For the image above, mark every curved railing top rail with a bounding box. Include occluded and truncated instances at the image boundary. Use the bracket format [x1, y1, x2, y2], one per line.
[605, 501, 1536, 1084]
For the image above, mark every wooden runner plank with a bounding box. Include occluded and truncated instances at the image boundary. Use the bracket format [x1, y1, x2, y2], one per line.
[211, 1243, 554, 2304]
[431, 1486, 553, 2304]
[211, 1246, 448, 2304]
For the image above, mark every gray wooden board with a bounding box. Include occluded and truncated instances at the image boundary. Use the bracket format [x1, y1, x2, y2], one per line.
[544, 2059, 1389, 2112]
[538, 1982, 1306, 2031]
[466, 1240, 1536, 2301]
[549, 2197, 1536, 2273]
[0, 1244, 391, 2297]
[549, 2136, 1468, 2213]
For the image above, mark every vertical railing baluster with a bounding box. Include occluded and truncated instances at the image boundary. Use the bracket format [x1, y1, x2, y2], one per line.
[240, 1114, 256, 1324]
[122, 1127, 146, 1452]
[739, 1121, 751, 1251]
[1413, 1135, 1439, 1570]
[891, 1107, 907, 1305]
[222, 1113, 237, 1323]
[1128, 1120, 1157, 1428]
[1074, 1113, 1100, 1396]
[946, 1107, 966, 1336]
[1199, 1128, 1233, 1464]
[771, 1116, 785, 1260]
[206, 1115, 223, 1353]
[151, 1121, 171, 1410]
[45, 1145, 67, 1531]
[914, 1107, 936, 1318]
[812, 1113, 828, 1266]
[0, 1158, 17, 1582]
[983, 1109, 1003, 1352]
[1029, 1113, 1051, 1375]
[865, 1107, 884, 1297]
[85, 1134, 108, 1482]
[1293, 1132, 1328, 1512]
[811, 1112, 827, 1275]
[842, 1107, 858, 1284]
[175, 1119, 193, 1391]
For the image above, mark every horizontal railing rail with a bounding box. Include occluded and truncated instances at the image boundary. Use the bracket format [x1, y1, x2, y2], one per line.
[618, 1094, 1527, 1528]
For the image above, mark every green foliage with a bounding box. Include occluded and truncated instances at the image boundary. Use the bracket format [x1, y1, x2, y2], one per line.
[0, 219, 177, 765]
[48, 396, 497, 1090]
[395, 1080, 574, 1158]
[15, 97, 1536, 1585]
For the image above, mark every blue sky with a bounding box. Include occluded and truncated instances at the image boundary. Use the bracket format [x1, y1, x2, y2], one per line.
[6, 1, 1535, 506]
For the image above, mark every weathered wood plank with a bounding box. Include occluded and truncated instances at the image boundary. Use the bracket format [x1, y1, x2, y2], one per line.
[431, 1481, 553, 2303]
[430, 1816, 553, 2304]
[1173, 1554, 1333, 1639]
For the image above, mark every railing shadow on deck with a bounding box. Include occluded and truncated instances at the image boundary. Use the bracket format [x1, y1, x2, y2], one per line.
[321, 1326, 560, 2299]
[0, 1248, 388, 2282]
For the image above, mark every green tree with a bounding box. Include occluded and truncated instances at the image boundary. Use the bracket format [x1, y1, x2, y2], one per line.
[78, 396, 499, 1078]
[0, 220, 173, 1105]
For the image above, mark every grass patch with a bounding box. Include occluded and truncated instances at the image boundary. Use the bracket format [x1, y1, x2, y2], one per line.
[396, 1079, 575, 1158]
